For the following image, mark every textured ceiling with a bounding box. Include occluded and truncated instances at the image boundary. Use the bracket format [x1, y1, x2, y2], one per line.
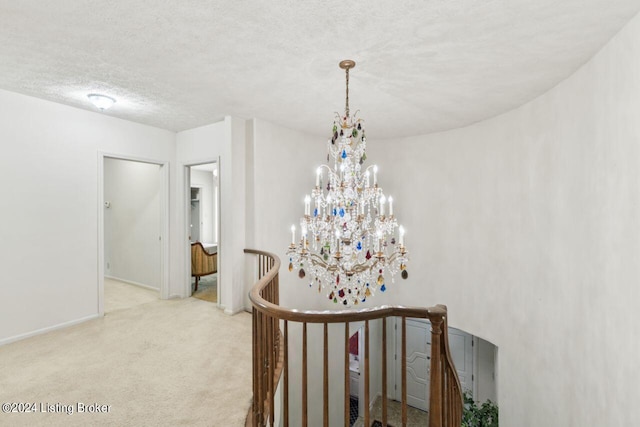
[0, 1, 639, 138]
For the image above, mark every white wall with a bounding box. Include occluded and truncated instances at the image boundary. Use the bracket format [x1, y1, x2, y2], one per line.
[104, 158, 161, 289]
[248, 119, 328, 311]
[363, 12, 640, 426]
[0, 89, 174, 344]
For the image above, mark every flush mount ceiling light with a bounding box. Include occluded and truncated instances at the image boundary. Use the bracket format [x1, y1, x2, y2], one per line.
[286, 60, 409, 307]
[87, 94, 116, 111]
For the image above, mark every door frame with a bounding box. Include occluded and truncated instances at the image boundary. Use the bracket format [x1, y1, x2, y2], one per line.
[97, 152, 170, 315]
[183, 159, 220, 305]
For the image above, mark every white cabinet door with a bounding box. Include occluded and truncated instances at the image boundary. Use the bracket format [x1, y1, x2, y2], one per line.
[349, 371, 359, 397]
[448, 328, 473, 394]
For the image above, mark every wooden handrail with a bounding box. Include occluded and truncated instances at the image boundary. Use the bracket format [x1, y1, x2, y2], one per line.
[245, 248, 463, 427]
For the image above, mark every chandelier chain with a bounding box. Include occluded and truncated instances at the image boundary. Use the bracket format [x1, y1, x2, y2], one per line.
[345, 67, 350, 117]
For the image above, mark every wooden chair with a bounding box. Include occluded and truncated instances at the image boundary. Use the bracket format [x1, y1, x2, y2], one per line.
[191, 242, 217, 291]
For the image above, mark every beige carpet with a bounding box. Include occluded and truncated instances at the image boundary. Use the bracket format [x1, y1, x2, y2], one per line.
[104, 277, 159, 312]
[0, 280, 252, 426]
[192, 274, 217, 304]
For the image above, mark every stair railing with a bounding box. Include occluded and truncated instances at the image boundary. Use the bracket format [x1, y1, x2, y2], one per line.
[245, 248, 462, 427]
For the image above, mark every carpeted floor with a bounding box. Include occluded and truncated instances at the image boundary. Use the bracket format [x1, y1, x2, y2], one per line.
[0, 279, 251, 426]
[192, 274, 217, 304]
[104, 278, 159, 312]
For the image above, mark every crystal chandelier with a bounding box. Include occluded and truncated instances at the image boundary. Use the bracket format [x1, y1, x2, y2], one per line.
[287, 60, 409, 306]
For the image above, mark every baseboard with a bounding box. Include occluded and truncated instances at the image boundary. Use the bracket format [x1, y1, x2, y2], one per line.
[0, 314, 101, 347]
[370, 392, 381, 412]
[224, 306, 246, 315]
[105, 275, 159, 292]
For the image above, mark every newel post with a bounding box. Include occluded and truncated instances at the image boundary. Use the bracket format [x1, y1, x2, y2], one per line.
[428, 315, 444, 427]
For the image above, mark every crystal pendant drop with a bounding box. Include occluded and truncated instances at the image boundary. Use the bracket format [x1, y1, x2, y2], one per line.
[380, 284, 387, 292]
[377, 274, 384, 285]
[365, 250, 371, 260]
[341, 149, 347, 159]
[298, 268, 306, 279]
[365, 287, 371, 297]
[288, 262, 293, 272]
[402, 270, 409, 280]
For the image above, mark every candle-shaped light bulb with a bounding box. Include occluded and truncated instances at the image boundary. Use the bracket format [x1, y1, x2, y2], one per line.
[304, 195, 311, 216]
[316, 167, 321, 187]
[399, 225, 405, 246]
[335, 230, 341, 250]
[376, 230, 383, 252]
[379, 195, 386, 216]
[388, 196, 393, 216]
[365, 171, 370, 188]
[291, 225, 296, 244]
[373, 165, 378, 185]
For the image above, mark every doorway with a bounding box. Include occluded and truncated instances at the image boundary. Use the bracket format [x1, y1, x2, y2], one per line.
[348, 328, 363, 426]
[188, 162, 219, 304]
[98, 154, 169, 315]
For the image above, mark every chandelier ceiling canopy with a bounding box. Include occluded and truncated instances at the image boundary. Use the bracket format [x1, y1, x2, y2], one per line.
[287, 60, 409, 307]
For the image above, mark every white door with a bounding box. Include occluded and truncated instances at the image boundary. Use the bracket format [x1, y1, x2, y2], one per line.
[448, 328, 473, 394]
[395, 319, 474, 411]
[395, 318, 430, 411]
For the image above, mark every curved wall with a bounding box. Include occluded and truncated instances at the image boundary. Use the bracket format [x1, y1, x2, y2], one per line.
[366, 11, 640, 426]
